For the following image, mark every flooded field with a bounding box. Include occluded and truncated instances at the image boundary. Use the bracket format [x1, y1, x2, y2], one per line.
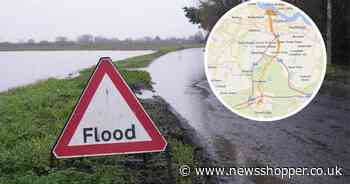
[0, 50, 153, 92]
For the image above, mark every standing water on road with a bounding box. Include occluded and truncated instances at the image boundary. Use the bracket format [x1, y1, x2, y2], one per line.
[144, 48, 350, 184]
[0, 50, 153, 92]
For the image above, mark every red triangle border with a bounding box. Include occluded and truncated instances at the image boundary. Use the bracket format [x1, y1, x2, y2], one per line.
[52, 57, 167, 158]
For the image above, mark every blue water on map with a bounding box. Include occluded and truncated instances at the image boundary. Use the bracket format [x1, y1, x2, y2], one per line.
[256, 2, 311, 25]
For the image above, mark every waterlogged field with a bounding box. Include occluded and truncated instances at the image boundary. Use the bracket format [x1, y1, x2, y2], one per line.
[0, 46, 206, 184]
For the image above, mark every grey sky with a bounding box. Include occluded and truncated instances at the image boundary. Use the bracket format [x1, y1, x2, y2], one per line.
[0, 0, 199, 42]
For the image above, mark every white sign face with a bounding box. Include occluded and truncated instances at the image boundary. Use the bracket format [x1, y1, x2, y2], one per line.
[52, 58, 167, 158]
[69, 74, 151, 146]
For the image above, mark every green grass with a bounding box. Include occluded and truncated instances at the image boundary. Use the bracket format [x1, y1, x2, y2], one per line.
[320, 64, 350, 97]
[116, 45, 203, 68]
[0, 46, 205, 184]
[0, 43, 203, 52]
[326, 64, 350, 85]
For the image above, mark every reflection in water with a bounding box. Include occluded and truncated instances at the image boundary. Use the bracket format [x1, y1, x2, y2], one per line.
[145, 49, 229, 128]
[145, 48, 350, 184]
[0, 50, 153, 92]
[146, 49, 210, 133]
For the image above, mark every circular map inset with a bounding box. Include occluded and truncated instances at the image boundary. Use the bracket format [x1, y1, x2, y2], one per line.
[205, 0, 327, 121]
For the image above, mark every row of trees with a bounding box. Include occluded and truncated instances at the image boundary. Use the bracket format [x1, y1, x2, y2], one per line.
[16, 32, 205, 45]
[183, 0, 350, 65]
[0, 32, 205, 51]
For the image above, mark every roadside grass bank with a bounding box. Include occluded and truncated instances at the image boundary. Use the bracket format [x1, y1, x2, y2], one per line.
[0, 46, 208, 183]
[322, 64, 350, 97]
[326, 64, 349, 85]
[116, 45, 203, 68]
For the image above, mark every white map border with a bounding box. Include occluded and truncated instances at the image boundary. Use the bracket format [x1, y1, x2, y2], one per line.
[204, 0, 327, 122]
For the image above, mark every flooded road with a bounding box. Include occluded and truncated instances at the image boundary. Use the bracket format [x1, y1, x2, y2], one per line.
[144, 48, 350, 184]
[0, 50, 153, 92]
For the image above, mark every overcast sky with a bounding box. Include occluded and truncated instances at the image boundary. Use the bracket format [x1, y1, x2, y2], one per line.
[0, 0, 199, 42]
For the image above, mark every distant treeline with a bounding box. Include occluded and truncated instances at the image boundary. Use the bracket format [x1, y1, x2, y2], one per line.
[0, 32, 205, 51]
[184, 0, 350, 65]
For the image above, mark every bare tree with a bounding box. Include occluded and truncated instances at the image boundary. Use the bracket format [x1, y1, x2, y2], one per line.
[326, 0, 332, 64]
[55, 36, 68, 43]
[77, 34, 94, 44]
[27, 39, 35, 44]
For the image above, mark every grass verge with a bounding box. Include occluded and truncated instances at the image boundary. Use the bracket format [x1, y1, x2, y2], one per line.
[0, 46, 207, 183]
[116, 45, 203, 68]
[320, 64, 349, 97]
[326, 64, 349, 85]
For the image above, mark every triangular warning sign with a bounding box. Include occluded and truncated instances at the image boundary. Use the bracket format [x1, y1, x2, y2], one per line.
[52, 57, 167, 158]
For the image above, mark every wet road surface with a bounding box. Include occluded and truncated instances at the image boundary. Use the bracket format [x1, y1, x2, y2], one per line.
[144, 48, 350, 184]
